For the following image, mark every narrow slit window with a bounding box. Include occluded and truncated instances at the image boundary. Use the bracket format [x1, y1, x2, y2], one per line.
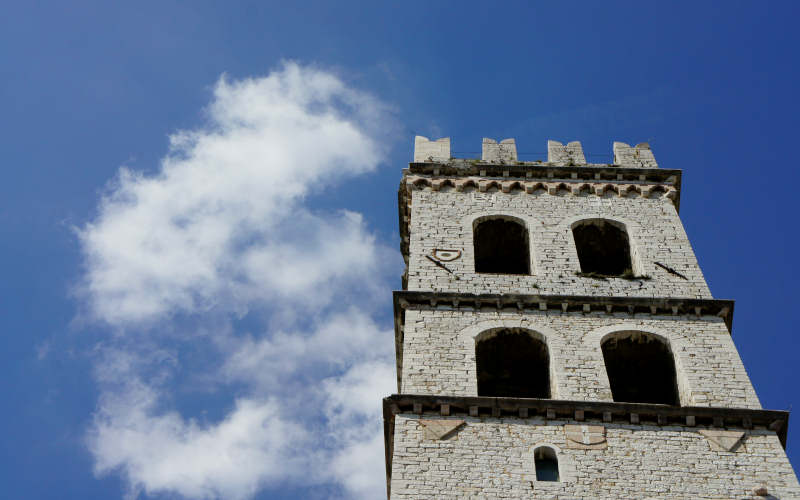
[473, 218, 529, 274]
[534, 447, 559, 482]
[601, 332, 680, 406]
[572, 219, 632, 276]
[476, 329, 549, 398]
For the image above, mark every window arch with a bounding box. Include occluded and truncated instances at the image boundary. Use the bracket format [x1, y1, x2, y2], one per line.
[534, 446, 559, 482]
[601, 331, 680, 405]
[572, 219, 632, 276]
[473, 216, 529, 274]
[476, 329, 549, 398]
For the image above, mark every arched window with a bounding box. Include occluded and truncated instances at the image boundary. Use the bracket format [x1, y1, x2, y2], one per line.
[473, 217, 529, 274]
[601, 332, 680, 406]
[534, 446, 559, 482]
[572, 219, 632, 276]
[476, 329, 549, 398]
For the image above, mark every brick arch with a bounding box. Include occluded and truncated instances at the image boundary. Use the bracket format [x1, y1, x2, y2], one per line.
[458, 319, 564, 399]
[557, 214, 645, 276]
[461, 211, 543, 275]
[583, 323, 691, 406]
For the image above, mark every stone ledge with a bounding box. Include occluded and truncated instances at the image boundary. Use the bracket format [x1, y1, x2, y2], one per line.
[394, 290, 733, 327]
[407, 162, 679, 186]
[381, 394, 790, 497]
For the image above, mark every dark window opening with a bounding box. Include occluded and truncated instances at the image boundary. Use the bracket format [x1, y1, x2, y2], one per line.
[602, 332, 680, 406]
[474, 218, 529, 274]
[476, 329, 549, 398]
[572, 220, 632, 276]
[534, 447, 559, 482]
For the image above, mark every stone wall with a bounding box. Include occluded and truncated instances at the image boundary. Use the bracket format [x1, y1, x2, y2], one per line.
[399, 308, 761, 409]
[406, 187, 711, 299]
[389, 414, 800, 499]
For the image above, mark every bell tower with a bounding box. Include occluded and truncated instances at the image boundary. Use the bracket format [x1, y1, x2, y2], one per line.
[382, 136, 800, 498]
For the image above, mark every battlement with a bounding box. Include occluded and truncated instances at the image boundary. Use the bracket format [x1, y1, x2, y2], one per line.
[413, 136, 450, 162]
[614, 141, 658, 168]
[548, 140, 586, 165]
[482, 138, 517, 162]
[413, 136, 658, 168]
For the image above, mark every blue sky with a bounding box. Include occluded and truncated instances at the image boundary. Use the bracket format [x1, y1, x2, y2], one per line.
[2, 1, 800, 498]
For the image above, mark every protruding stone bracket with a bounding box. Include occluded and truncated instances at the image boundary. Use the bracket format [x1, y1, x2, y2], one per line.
[414, 136, 451, 162]
[548, 140, 587, 165]
[394, 290, 735, 332]
[482, 138, 518, 163]
[614, 141, 658, 168]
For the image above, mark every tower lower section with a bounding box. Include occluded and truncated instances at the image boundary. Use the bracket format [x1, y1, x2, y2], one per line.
[384, 395, 798, 499]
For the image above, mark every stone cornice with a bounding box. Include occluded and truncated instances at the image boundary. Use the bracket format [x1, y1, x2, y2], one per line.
[397, 162, 682, 262]
[408, 161, 680, 186]
[381, 394, 791, 494]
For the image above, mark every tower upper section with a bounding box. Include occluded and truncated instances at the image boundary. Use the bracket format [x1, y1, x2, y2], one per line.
[400, 137, 711, 299]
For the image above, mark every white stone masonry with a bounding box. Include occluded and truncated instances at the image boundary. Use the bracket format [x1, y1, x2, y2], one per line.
[413, 136, 450, 162]
[390, 415, 800, 499]
[406, 187, 710, 298]
[547, 140, 587, 165]
[614, 141, 659, 168]
[481, 138, 517, 163]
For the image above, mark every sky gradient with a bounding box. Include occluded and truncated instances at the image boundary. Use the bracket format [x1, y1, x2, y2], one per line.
[2, 1, 800, 498]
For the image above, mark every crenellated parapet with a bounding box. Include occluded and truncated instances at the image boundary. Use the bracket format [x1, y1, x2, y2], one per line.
[413, 137, 658, 168]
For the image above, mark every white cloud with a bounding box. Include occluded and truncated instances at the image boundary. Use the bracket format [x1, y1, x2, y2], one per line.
[90, 381, 308, 500]
[79, 62, 400, 499]
[78, 62, 390, 327]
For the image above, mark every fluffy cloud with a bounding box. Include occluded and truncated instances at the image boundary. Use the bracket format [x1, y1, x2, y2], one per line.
[91, 382, 307, 500]
[78, 63, 389, 326]
[80, 63, 399, 499]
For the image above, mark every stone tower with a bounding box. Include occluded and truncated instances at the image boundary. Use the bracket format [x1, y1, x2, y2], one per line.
[382, 136, 800, 498]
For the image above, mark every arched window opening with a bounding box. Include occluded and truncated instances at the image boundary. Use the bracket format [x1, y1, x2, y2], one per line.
[572, 219, 632, 276]
[601, 332, 680, 406]
[473, 218, 529, 274]
[476, 329, 549, 398]
[534, 447, 559, 482]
